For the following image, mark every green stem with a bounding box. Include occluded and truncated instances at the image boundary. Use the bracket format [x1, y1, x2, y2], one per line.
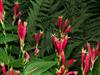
[81, 66, 84, 75]
[90, 67, 93, 75]
[12, 16, 16, 26]
[90, 70, 93, 75]
[20, 42, 26, 70]
[1, 21, 9, 69]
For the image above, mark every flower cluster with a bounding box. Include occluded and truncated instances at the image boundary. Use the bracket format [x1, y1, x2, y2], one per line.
[52, 35, 77, 75]
[81, 42, 100, 75]
[52, 16, 77, 75]
[18, 19, 27, 49]
[1, 63, 20, 75]
[33, 31, 43, 56]
[18, 19, 30, 63]
[57, 16, 71, 36]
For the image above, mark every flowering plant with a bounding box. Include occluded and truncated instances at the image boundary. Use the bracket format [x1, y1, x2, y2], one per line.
[0, 0, 100, 75]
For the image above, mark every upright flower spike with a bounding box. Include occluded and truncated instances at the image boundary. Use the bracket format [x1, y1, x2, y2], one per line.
[53, 17, 76, 75]
[87, 42, 100, 65]
[18, 19, 27, 48]
[9, 67, 13, 75]
[0, 0, 4, 23]
[25, 51, 30, 62]
[1, 63, 6, 75]
[33, 31, 43, 46]
[14, 2, 20, 19]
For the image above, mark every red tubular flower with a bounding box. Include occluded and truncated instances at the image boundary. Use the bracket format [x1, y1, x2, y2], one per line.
[62, 36, 68, 50]
[84, 54, 90, 66]
[9, 67, 13, 75]
[1, 63, 6, 75]
[84, 54, 91, 75]
[81, 48, 86, 66]
[61, 51, 66, 65]
[87, 42, 92, 53]
[52, 34, 58, 48]
[66, 59, 76, 68]
[63, 18, 68, 28]
[84, 63, 90, 75]
[14, 2, 20, 19]
[86, 42, 93, 58]
[87, 42, 100, 64]
[61, 65, 65, 74]
[25, 51, 30, 62]
[53, 36, 62, 55]
[33, 31, 43, 46]
[57, 16, 63, 29]
[58, 40, 63, 55]
[0, 0, 4, 23]
[52, 35, 69, 56]
[13, 70, 20, 75]
[66, 71, 78, 75]
[18, 19, 27, 47]
[91, 48, 98, 64]
[64, 25, 71, 34]
[95, 42, 100, 56]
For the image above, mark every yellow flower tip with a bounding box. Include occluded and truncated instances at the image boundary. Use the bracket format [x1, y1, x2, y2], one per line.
[24, 22, 28, 26]
[51, 34, 55, 36]
[68, 36, 70, 39]
[82, 48, 86, 53]
[40, 31, 43, 34]
[10, 67, 13, 71]
[15, 1, 20, 4]
[1, 63, 4, 66]
[58, 16, 63, 19]
[65, 35, 68, 38]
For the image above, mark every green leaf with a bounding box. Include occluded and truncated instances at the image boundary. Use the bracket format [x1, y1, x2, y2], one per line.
[66, 41, 79, 59]
[0, 34, 17, 44]
[24, 61, 56, 75]
[0, 48, 9, 65]
[93, 56, 100, 75]
[0, 25, 17, 31]
[9, 58, 24, 68]
[43, 54, 56, 61]
[42, 71, 53, 75]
